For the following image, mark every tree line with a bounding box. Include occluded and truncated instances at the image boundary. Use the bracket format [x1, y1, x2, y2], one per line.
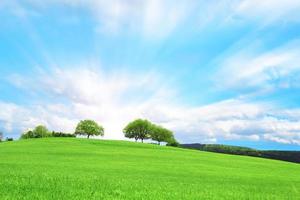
[181, 143, 300, 163]
[18, 119, 179, 146]
[0, 131, 13, 142]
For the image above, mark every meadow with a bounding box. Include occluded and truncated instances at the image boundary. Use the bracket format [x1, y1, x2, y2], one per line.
[0, 138, 299, 199]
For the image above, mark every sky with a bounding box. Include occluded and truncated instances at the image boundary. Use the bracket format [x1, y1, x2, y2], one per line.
[1, 0, 300, 150]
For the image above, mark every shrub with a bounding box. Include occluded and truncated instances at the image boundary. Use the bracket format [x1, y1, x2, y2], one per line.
[166, 139, 180, 147]
[51, 131, 76, 137]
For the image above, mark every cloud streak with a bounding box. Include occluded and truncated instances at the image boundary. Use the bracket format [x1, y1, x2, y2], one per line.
[215, 40, 300, 90]
[234, 0, 300, 25]
[3, 0, 193, 39]
[3, 0, 299, 39]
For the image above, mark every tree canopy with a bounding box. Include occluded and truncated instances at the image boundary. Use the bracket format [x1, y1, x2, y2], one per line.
[21, 125, 51, 139]
[123, 119, 178, 145]
[75, 120, 104, 139]
[34, 125, 51, 137]
[123, 119, 152, 142]
[165, 137, 180, 147]
[150, 125, 174, 145]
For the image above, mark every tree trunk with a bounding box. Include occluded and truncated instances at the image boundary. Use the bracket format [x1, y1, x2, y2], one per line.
[158, 141, 160, 145]
[141, 138, 144, 143]
[87, 134, 90, 139]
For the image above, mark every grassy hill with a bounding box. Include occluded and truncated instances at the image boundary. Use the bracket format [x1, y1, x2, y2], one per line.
[0, 138, 299, 199]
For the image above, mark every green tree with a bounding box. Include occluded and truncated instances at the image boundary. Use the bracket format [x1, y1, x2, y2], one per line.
[150, 125, 174, 145]
[20, 130, 34, 139]
[0, 131, 3, 142]
[166, 137, 180, 147]
[123, 119, 152, 142]
[20, 125, 50, 139]
[75, 120, 104, 139]
[34, 125, 51, 138]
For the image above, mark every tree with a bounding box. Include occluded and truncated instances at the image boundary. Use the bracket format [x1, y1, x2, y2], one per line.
[0, 131, 3, 142]
[20, 130, 34, 139]
[34, 125, 51, 138]
[75, 120, 104, 139]
[123, 119, 152, 142]
[20, 125, 51, 139]
[166, 137, 180, 147]
[150, 125, 174, 145]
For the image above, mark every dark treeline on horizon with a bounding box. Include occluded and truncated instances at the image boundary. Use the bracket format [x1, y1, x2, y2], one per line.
[181, 143, 300, 164]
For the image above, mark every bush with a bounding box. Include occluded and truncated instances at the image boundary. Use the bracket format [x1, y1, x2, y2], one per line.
[51, 131, 75, 137]
[6, 138, 13, 141]
[166, 140, 180, 147]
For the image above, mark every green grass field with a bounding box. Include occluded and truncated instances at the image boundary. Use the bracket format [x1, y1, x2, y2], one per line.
[0, 138, 299, 200]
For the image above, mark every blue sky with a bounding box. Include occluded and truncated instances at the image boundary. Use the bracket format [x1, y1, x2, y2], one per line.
[1, 0, 300, 150]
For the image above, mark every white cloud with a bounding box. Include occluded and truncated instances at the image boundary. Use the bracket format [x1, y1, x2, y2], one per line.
[2, 66, 300, 146]
[3, 0, 300, 39]
[0, 102, 50, 133]
[234, 0, 300, 25]
[215, 40, 300, 90]
[4, 0, 193, 39]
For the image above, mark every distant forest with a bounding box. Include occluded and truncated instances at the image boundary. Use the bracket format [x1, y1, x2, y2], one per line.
[180, 143, 300, 164]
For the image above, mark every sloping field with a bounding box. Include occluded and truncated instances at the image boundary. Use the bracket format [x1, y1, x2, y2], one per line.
[0, 138, 299, 199]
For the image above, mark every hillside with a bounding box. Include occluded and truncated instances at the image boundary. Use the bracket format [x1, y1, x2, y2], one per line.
[0, 138, 299, 199]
